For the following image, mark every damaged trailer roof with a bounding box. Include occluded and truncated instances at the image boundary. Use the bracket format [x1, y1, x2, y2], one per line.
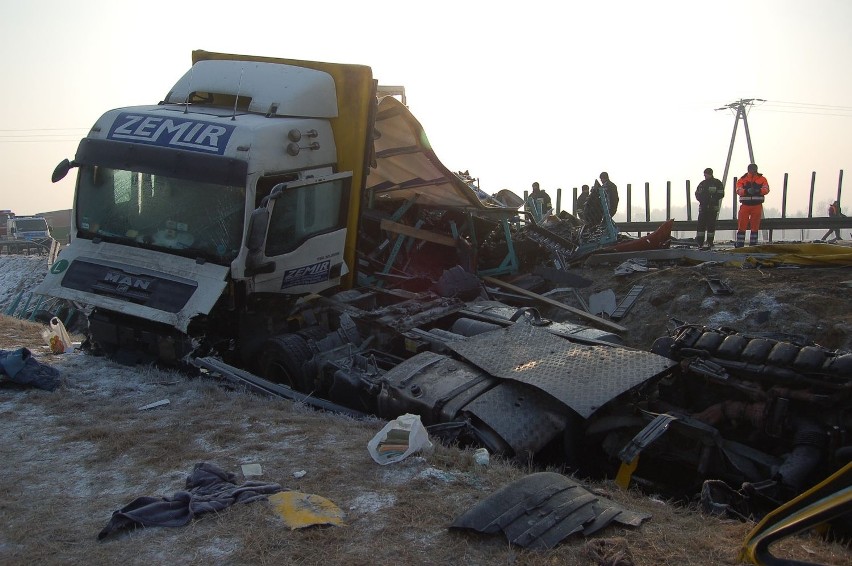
[366, 96, 504, 210]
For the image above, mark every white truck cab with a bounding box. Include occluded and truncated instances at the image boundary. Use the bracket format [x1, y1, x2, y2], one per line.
[38, 52, 375, 363]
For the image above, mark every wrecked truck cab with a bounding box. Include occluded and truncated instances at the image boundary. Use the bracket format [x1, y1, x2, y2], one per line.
[35, 52, 376, 365]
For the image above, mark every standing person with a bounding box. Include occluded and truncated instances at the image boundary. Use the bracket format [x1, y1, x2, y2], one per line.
[734, 163, 769, 247]
[694, 167, 725, 249]
[576, 185, 590, 220]
[583, 184, 605, 227]
[527, 182, 552, 216]
[598, 172, 619, 217]
[821, 200, 845, 241]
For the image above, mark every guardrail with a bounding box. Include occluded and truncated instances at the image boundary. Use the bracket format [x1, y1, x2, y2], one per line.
[615, 217, 852, 241]
[539, 169, 848, 241]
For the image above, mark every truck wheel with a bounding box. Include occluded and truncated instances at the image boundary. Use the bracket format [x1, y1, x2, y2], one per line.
[296, 325, 328, 342]
[258, 334, 313, 392]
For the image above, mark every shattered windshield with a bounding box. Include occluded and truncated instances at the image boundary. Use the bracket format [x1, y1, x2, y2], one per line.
[75, 166, 245, 264]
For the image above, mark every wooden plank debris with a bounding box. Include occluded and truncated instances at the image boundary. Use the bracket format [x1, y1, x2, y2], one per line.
[380, 219, 456, 247]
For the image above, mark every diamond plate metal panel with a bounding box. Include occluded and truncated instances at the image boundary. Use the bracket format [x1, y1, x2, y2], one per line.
[449, 323, 675, 418]
[464, 381, 568, 456]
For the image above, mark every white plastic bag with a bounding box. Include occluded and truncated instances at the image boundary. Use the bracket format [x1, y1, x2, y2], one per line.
[367, 413, 432, 465]
[42, 317, 72, 354]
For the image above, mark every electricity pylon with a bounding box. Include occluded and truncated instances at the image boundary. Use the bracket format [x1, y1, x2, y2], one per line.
[716, 98, 764, 187]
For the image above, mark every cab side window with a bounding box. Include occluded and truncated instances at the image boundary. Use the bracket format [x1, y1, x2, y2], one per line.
[265, 177, 349, 257]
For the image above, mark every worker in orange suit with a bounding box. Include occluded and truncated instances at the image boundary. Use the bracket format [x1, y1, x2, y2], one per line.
[735, 163, 769, 247]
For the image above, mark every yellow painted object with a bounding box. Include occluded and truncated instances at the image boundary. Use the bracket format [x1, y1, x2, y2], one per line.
[615, 456, 639, 490]
[740, 462, 852, 564]
[728, 242, 852, 267]
[269, 491, 346, 529]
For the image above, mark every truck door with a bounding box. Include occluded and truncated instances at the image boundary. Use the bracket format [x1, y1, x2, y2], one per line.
[249, 171, 352, 295]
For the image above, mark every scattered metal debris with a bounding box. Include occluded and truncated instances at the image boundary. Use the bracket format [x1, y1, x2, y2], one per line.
[611, 285, 645, 320]
[588, 289, 617, 317]
[450, 472, 650, 549]
[241, 463, 263, 477]
[706, 278, 733, 295]
[138, 399, 170, 411]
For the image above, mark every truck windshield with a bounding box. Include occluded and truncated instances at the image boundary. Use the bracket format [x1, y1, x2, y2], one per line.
[15, 218, 48, 231]
[75, 166, 245, 264]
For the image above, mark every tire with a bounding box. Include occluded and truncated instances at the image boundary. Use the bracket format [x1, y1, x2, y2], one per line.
[296, 325, 328, 342]
[694, 331, 724, 354]
[741, 338, 773, 363]
[257, 334, 313, 392]
[794, 346, 826, 371]
[716, 335, 748, 359]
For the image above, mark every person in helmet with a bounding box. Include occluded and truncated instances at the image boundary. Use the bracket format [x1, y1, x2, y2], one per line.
[734, 163, 769, 247]
[694, 167, 724, 249]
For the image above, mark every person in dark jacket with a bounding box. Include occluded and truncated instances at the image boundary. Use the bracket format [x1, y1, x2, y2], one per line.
[734, 163, 769, 247]
[527, 182, 552, 217]
[597, 172, 619, 217]
[821, 200, 845, 241]
[694, 167, 725, 249]
[576, 185, 590, 220]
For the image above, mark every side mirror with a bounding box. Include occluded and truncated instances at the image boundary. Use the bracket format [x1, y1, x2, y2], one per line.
[246, 207, 270, 254]
[51, 159, 76, 183]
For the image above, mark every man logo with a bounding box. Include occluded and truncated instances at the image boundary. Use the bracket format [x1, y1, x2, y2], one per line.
[104, 271, 153, 292]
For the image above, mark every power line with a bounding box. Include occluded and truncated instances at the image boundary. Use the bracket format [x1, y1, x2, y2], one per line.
[755, 108, 852, 118]
[0, 134, 84, 138]
[0, 139, 82, 143]
[0, 128, 87, 143]
[763, 100, 852, 111]
[0, 128, 88, 132]
[718, 99, 852, 118]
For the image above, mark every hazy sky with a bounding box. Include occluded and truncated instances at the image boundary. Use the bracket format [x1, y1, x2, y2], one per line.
[2, 0, 851, 218]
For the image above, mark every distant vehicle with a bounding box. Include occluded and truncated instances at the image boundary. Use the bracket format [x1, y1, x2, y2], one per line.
[0, 210, 14, 239]
[8, 215, 51, 242]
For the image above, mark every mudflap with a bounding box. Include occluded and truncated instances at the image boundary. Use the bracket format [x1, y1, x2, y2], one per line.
[377, 351, 579, 460]
[460, 380, 574, 459]
[450, 471, 650, 549]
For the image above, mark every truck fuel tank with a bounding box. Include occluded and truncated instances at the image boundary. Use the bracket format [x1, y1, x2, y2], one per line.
[377, 351, 497, 424]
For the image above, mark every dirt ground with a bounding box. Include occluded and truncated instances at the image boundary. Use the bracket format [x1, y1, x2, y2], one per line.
[1, 316, 850, 566]
[0, 250, 851, 565]
[542, 253, 852, 354]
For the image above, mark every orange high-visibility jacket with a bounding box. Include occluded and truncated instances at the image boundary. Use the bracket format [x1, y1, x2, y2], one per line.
[736, 173, 769, 205]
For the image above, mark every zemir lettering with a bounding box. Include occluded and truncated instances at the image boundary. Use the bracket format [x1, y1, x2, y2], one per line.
[108, 113, 235, 155]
